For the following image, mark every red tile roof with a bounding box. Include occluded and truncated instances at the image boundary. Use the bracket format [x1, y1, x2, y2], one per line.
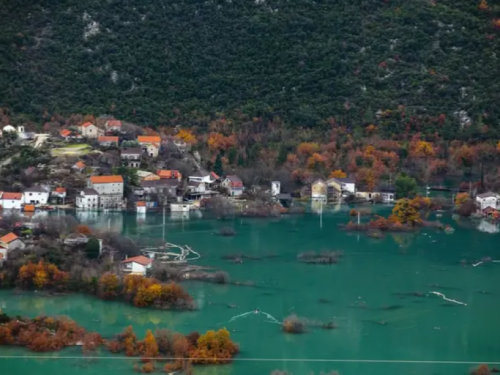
[98, 136, 119, 143]
[136, 201, 146, 207]
[138, 136, 161, 143]
[81, 122, 94, 128]
[121, 256, 152, 266]
[55, 187, 66, 193]
[74, 161, 85, 169]
[24, 205, 35, 212]
[211, 171, 220, 180]
[157, 170, 182, 179]
[2, 192, 22, 200]
[106, 120, 122, 128]
[0, 232, 18, 244]
[60, 129, 71, 137]
[90, 175, 124, 184]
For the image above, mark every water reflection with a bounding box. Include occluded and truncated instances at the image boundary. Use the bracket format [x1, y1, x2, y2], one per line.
[476, 219, 499, 233]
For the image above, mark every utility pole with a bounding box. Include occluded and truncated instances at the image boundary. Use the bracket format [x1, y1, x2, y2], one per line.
[163, 206, 166, 242]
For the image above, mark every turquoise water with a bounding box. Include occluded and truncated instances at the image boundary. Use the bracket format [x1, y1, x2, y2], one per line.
[1, 208, 500, 374]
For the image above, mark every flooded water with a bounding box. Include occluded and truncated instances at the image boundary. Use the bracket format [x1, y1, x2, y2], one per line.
[1, 207, 500, 374]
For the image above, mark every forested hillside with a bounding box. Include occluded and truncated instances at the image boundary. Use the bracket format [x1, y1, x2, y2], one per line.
[1, 0, 499, 133]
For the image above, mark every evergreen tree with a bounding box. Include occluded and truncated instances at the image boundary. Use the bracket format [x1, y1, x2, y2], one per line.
[214, 153, 223, 177]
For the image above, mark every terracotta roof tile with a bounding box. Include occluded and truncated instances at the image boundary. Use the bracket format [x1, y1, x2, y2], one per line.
[74, 161, 85, 169]
[2, 192, 22, 200]
[55, 187, 66, 193]
[136, 201, 146, 207]
[0, 232, 18, 244]
[106, 120, 122, 128]
[81, 122, 94, 128]
[138, 136, 161, 143]
[24, 205, 35, 212]
[90, 175, 124, 184]
[98, 136, 119, 143]
[60, 129, 71, 137]
[157, 170, 182, 179]
[121, 255, 152, 266]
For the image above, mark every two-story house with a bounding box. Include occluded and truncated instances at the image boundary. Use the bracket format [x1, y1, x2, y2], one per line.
[88, 175, 124, 209]
[327, 177, 356, 198]
[76, 188, 99, 209]
[137, 136, 161, 157]
[79, 122, 103, 138]
[221, 175, 244, 197]
[121, 148, 142, 168]
[23, 186, 49, 205]
[476, 192, 500, 211]
[0, 232, 25, 260]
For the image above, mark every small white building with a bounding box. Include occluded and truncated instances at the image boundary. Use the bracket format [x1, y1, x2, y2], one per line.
[188, 170, 218, 185]
[137, 136, 161, 157]
[271, 181, 281, 196]
[136, 201, 146, 214]
[476, 192, 500, 211]
[0, 232, 25, 252]
[79, 122, 103, 138]
[171, 203, 191, 212]
[146, 143, 159, 158]
[76, 189, 100, 209]
[23, 186, 49, 205]
[121, 255, 153, 275]
[221, 175, 244, 197]
[51, 187, 67, 200]
[0, 192, 24, 209]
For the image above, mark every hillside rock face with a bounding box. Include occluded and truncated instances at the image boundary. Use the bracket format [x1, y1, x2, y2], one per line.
[1, 0, 499, 130]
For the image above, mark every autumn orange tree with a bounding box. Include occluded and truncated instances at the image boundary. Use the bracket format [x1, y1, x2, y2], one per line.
[176, 129, 197, 145]
[189, 328, 239, 364]
[455, 192, 469, 207]
[207, 132, 236, 152]
[18, 261, 69, 290]
[329, 169, 347, 178]
[389, 199, 422, 225]
[297, 142, 320, 156]
[98, 273, 120, 299]
[75, 224, 92, 235]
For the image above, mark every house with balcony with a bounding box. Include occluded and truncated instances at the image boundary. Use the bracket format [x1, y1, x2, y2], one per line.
[88, 175, 125, 209]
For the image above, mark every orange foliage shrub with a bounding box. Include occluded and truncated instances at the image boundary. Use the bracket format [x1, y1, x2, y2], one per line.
[329, 170, 347, 178]
[98, 273, 120, 299]
[455, 192, 469, 207]
[189, 328, 239, 364]
[472, 364, 491, 375]
[18, 261, 69, 290]
[75, 224, 92, 235]
[306, 153, 325, 170]
[297, 142, 320, 156]
[479, 0, 488, 10]
[176, 129, 197, 145]
[207, 132, 236, 152]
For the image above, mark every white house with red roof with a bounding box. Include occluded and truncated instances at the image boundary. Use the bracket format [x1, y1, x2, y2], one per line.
[78, 122, 103, 138]
[221, 175, 244, 196]
[105, 120, 122, 132]
[121, 255, 153, 275]
[0, 233, 25, 255]
[0, 192, 24, 209]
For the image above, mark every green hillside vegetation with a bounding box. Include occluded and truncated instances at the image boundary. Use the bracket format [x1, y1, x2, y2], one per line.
[1, 0, 499, 135]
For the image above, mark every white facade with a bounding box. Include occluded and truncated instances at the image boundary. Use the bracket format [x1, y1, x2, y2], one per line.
[89, 181, 124, 196]
[79, 123, 103, 138]
[23, 188, 49, 205]
[0, 194, 23, 209]
[76, 190, 100, 209]
[476, 193, 500, 211]
[356, 191, 395, 203]
[188, 172, 215, 184]
[271, 181, 281, 196]
[137, 205, 146, 214]
[171, 203, 190, 212]
[122, 261, 149, 275]
[6, 238, 25, 251]
[146, 144, 159, 157]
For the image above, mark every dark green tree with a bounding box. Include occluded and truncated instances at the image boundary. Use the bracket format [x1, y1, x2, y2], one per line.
[395, 174, 418, 198]
[214, 153, 223, 177]
[85, 238, 101, 259]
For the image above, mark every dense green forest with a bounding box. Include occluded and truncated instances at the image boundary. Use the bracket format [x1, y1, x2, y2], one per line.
[1, 0, 499, 133]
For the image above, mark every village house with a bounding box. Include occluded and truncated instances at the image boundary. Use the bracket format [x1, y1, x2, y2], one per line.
[79, 122, 103, 138]
[121, 148, 142, 168]
[76, 188, 99, 209]
[98, 136, 119, 147]
[23, 186, 50, 205]
[137, 170, 160, 182]
[356, 185, 395, 203]
[476, 192, 500, 211]
[88, 175, 124, 209]
[140, 179, 179, 197]
[327, 177, 356, 198]
[121, 255, 153, 276]
[157, 170, 182, 181]
[0, 232, 26, 252]
[0, 192, 24, 210]
[188, 170, 218, 185]
[311, 179, 327, 201]
[63, 232, 89, 246]
[136, 201, 147, 214]
[60, 129, 72, 140]
[105, 120, 122, 133]
[72, 161, 86, 173]
[137, 136, 161, 157]
[221, 175, 244, 197]
[52, 187, 67, 199]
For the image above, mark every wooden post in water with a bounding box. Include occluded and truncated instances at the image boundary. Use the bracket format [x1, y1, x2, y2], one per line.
[163, 206, 166, 241]
[357, 211, 360, 225]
